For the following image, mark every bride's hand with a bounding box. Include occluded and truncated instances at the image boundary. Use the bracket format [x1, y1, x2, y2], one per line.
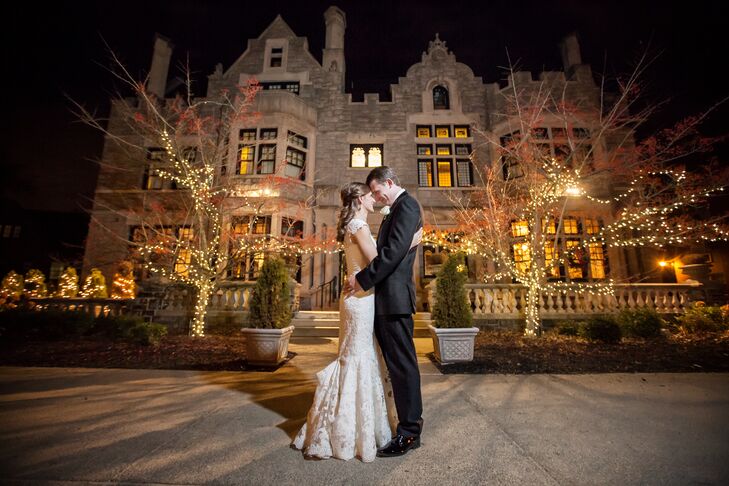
[410, 228, 423, 249]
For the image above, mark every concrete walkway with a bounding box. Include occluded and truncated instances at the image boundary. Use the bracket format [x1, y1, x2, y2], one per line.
[1, 337, 728, 485]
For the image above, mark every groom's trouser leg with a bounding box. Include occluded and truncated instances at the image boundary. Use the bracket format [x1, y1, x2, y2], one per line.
[375, 314, 423, 438]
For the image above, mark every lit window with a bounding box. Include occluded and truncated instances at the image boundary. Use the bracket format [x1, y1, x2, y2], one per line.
[543, 218, 557, 235]
[566, 239, 583, 279]
[437, 160, 452, 187]
[417, 126, 432, 138]
[436, 145, 451, 155]
[563, 218, 579, 235]
[418, 160, 433, 187]
[238, 145, 255, 175]
[511, 221, 529, 237]
[513, 242, 531, 275]
[368, 147, 382, 167]
[589, 242, 606, 279]
[351, 147, 366, 167]
[454, 126, 470, 138]
[433, 85, 450, 110]
[435, 126, 450, 138]
[417, 144, 432, 155]
[544, 240, 561, 278]
[585, 218, 601, 235]
[175, 249, 191, 277]
[350, 144, 384, 167]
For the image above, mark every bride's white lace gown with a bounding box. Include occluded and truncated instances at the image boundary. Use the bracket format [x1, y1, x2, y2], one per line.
[292, 218, 396, 462]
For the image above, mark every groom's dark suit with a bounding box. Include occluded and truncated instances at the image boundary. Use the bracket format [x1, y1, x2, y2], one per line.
[356, 191, 423, 438]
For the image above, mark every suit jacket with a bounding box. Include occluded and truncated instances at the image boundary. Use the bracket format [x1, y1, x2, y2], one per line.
[356, 191, 422, 315]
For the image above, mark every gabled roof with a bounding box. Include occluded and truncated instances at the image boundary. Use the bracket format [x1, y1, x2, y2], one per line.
[257, 14, 298, 40]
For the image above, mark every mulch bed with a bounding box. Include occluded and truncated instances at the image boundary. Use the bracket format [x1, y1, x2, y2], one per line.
[430, 330, 729, 374]
[0, 335, 293, 372]
[1, 331, 728, 374]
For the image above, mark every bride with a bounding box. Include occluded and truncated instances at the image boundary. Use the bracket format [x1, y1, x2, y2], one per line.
[292, 182, 421, 462]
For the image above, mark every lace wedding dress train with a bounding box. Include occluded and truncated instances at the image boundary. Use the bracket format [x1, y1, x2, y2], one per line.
[292, 218, 396, 462]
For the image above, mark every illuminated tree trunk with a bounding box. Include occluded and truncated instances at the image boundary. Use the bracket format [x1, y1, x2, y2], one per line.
[191, 281, 212, 337]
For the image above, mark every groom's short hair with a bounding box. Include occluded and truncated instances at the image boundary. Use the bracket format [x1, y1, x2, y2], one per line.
[366, 166, 400, 186]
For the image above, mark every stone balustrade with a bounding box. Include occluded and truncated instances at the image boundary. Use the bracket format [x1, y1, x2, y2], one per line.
[427, 282, 703, 319]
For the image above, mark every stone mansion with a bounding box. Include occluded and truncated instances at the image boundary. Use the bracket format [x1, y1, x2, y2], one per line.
[82, 5, 690, 311]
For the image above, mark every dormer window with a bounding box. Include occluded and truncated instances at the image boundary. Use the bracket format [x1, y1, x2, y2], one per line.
[270, 47, 283, 67]
[433, 85, 449, 110]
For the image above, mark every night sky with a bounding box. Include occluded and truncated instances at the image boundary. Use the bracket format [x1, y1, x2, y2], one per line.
[3, 0, 728, 214]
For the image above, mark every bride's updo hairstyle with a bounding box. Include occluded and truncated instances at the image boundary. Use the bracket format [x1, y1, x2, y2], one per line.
[336, 182, 370, 242]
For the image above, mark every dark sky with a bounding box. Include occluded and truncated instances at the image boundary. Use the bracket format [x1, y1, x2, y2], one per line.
[3, 0, 728, 213]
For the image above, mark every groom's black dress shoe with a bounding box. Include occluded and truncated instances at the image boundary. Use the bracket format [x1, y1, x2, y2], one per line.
[376, 434, 421, 457]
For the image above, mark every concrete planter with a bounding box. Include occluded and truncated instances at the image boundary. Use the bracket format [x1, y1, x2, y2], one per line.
[428, 325, 479, 364]
[241, 325, 295, 366]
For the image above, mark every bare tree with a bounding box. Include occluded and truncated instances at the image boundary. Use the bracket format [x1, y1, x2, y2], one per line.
[440, 55, 728, 336]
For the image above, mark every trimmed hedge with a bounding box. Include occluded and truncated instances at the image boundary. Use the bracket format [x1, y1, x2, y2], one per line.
[617, 308, 664, 338]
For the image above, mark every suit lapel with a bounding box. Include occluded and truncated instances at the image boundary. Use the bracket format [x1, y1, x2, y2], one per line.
[377, 191, 407, 251]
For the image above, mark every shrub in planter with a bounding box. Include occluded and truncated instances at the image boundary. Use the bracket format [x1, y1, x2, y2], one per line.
[676, 302, 729, 334]
[429, 253, 478, 364]
[617, 308, 664, 338]
[580, 316, 622, 343]
[247, 257, 292, 329]
[244, 257, 295, 366]
[23, 269, 48, 298]
[432, 252, 473, 329]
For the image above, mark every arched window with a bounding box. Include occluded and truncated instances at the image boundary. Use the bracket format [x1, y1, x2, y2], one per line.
[433, 85, 449, 110]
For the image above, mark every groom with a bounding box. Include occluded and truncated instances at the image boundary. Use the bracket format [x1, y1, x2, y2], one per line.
[346, 166, 424, 457]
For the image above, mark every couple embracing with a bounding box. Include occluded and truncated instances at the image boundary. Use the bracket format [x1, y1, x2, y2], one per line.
[292, 166, 424, 462]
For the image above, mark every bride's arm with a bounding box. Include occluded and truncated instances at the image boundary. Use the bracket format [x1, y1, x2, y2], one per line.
[352, 227, 423, 264]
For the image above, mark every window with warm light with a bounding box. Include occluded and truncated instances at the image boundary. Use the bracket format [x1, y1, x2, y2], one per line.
[511, 221, 529, 237]
[544, 240, 561, 278]
[563, 217, 579, 234]
[513, 243, 531, 275]
[416, 126, 472, 187]
[228, 215, 271, 280]
[238, 145, 255, 175]
[589, 242, 606, 279]
[417, 125, 432, 138]
[566, 239, 584, 279]
[437, 160, 452, 187]
[350, 144, 384, 168]
[454, 126, 470, 138]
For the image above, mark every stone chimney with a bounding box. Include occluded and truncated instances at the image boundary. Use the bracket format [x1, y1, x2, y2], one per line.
[322, 6, 346, 90]
[560, 33, 582, 69]
[148, 33, 174, 98]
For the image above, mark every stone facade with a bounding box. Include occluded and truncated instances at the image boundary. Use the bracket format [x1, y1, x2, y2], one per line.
[83, 6, 659, 311]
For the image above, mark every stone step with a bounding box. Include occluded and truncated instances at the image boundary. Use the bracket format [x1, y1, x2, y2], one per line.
[291, 311, 432, 338]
